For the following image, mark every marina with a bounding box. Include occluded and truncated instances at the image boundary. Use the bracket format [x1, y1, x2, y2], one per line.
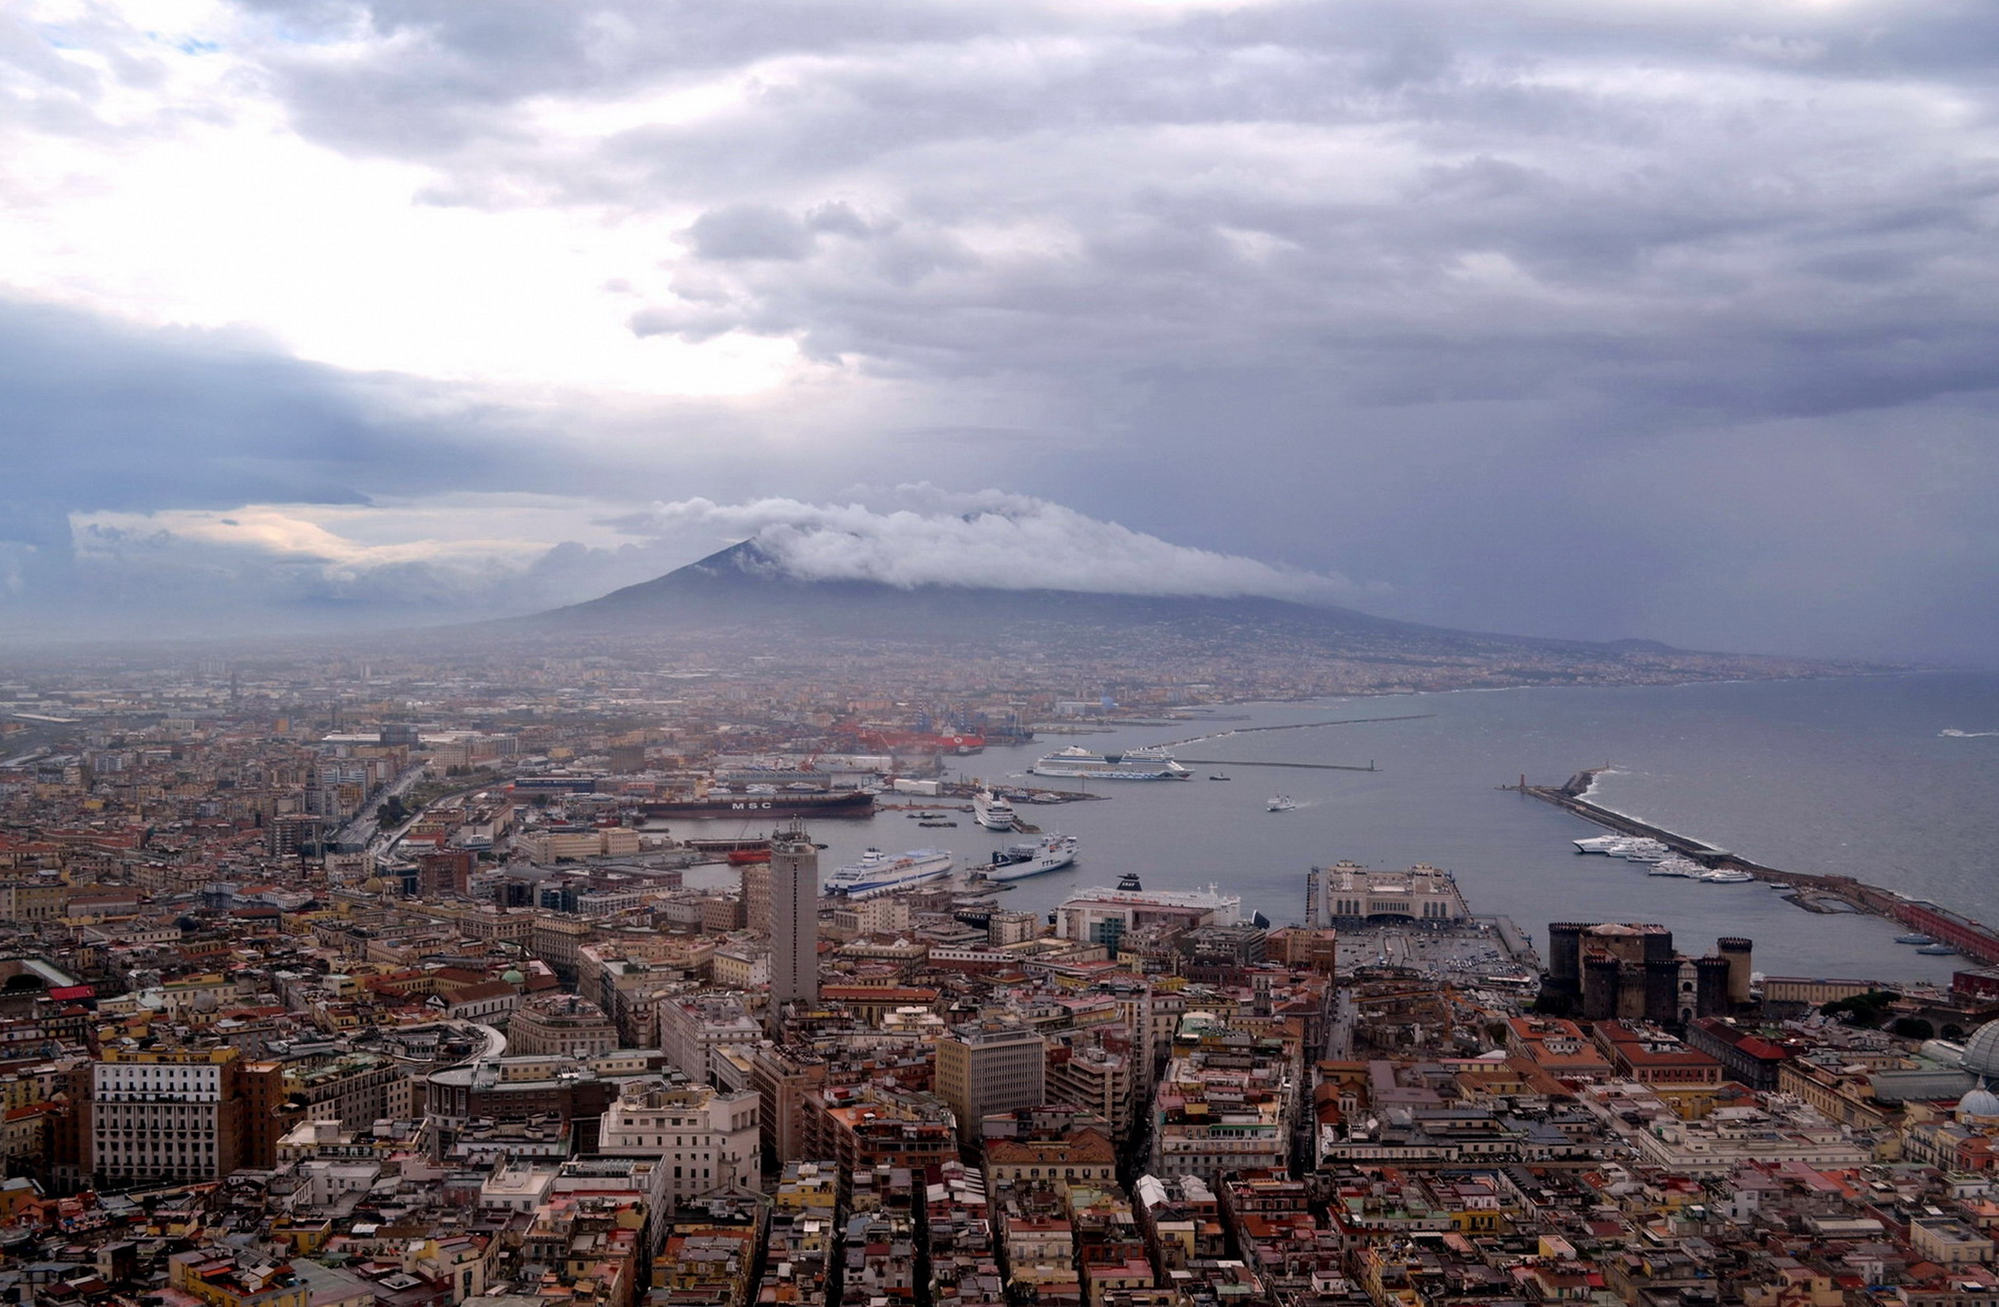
[1517, 768, 1999, 966]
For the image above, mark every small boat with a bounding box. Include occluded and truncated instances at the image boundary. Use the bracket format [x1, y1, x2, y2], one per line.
[1267, 795, 1297, 812]
[1896, 933, 1934, 945]
[1209, 773, 1232, 781]
[1918, 943, 1959, 956]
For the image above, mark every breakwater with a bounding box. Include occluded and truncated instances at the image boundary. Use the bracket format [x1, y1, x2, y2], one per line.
[1158, 713, 1433, 749]
[1514, 769, 1999, 968]
[1175, 759, 1378, 772]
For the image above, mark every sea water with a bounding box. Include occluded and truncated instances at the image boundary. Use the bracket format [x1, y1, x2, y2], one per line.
[675, 671, 1999, 985]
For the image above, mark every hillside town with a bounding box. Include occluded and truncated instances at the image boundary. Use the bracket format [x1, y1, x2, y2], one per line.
[0, 662, 1996, 1307]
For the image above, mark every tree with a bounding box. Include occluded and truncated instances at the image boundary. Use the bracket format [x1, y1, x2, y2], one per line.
[1821, 990, 1900, 1026]
[1891, 1017, 1935, 1041]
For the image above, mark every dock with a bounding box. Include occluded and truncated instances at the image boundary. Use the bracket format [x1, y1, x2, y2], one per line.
[1512, 769, 1999, 966]
[1177, 759, 1377, 772]
[1479, 914, 1542, 971]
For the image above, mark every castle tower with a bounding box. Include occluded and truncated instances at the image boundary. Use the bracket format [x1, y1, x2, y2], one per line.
[1718, 937, 1754, 1008]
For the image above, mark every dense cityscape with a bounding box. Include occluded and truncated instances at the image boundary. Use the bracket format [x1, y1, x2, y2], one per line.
[10, 0, 1999, 1305]
[0, 645, 1991, 1307]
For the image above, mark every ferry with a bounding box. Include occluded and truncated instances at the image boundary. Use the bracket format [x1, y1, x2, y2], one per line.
[973, 789, 1018, 831]
[822, 848, 956, 899]
[1030, 746, 1192, 781]
[975, 834, 1080, 882]
[1573, 835, 1623, 854]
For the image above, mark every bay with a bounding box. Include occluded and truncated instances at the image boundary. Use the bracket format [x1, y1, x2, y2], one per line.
[676, 672, 1999, 986]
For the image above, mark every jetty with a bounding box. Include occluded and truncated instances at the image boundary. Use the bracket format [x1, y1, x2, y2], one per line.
[1512, 769, 1999, 966]
[1176, 758, 1377, 772]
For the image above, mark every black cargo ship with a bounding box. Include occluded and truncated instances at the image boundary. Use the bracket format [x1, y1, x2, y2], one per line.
[640, 789, 876, 819]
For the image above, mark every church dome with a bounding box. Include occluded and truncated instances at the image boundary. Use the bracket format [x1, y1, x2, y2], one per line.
[1961, 1083, 1999, 1120]
[1961, 1020, 1999, 1078]
[502, 968, 527, 985]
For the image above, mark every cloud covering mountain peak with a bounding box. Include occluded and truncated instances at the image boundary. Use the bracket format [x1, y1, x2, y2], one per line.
[634, 492, 1372, 603]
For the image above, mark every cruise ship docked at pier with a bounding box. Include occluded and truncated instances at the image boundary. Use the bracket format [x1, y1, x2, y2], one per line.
[1030, 746, 1192, 781]
[821, 848, 956, 898]
[973, 789, 1018, 830]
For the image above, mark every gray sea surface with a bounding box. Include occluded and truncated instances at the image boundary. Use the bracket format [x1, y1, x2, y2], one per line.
[674, 672, 1999, 986]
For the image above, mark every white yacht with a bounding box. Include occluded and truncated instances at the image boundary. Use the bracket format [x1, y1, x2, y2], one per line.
[973, 788, 1018, 831]
[1613, 839, 1671, 862]
[1648, 856, 1701, 877]
[1267, 795, 1297, 812]
[1697, 868, 1754, 883]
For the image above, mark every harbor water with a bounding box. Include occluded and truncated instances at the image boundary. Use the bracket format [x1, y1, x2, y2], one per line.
[673, 671, 1999, 986]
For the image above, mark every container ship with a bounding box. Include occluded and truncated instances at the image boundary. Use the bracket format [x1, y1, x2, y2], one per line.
[853, 728, 987, 755]
[640, 788, 875, 819]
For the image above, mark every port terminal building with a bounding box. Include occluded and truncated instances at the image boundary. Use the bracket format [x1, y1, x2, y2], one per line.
[1304, 861, 1469, 926]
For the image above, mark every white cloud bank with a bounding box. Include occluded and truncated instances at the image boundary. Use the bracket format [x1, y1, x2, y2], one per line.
[638, 490, 1374, 601]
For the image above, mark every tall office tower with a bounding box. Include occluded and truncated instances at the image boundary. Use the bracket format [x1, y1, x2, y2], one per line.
[770, 827, 819, 1007]
[935, 1020, 1047, 1138]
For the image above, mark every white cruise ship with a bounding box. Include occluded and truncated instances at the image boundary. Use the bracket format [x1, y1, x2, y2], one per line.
[822, 847, 956, 899]
[973, 789, 1018, 831]
[1030, 745, 1192, 781]
[977, 834, 1079, 882]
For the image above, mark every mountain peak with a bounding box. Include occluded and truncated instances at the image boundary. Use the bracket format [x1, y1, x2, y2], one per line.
[684, 538, 784, 580]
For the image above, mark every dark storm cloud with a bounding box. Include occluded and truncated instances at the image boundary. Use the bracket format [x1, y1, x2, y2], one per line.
[0, 297, 603, 615]
[0, 297, 492, 523]
[229, 0, 1032, 159]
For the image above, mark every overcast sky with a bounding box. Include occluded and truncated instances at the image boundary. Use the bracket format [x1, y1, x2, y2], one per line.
[4, 0, 1997, 659]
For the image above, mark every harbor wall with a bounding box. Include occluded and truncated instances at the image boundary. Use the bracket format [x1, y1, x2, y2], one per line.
[1516, 771, 1999, 967]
